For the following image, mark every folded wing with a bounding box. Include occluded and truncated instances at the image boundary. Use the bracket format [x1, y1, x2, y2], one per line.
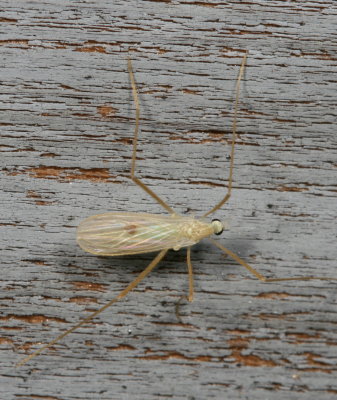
[77, 212, 195, 256]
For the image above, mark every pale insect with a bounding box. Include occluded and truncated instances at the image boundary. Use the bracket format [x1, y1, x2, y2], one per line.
[17, 53, 336, 367]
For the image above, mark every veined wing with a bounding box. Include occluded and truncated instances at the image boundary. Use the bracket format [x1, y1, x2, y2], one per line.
[77, 212, 197, 256]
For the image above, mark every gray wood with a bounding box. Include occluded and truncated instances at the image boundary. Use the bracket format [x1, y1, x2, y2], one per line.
[1, 1, 337, 399]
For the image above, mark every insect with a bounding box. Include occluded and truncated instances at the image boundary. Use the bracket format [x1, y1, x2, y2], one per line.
[17, 52, 336, 367]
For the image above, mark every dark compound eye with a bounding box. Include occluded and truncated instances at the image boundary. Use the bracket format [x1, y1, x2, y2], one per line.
[212, 218, 223, 235]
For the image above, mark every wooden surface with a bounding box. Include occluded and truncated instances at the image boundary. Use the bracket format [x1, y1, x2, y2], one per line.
[1, 1, 337, 399]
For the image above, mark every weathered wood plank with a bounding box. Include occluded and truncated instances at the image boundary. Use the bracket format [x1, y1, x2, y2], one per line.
[1, 1, 337, 399]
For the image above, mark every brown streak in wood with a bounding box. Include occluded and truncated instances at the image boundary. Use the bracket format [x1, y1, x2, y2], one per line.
[17, 342, 36, 352]
[181, 89, 201, 95]
[107, 344, 136, 351]
[9, 165, 117, 183]
[152, 321, 196, 329]
[121, 26, 148, 31]
[76, 46, 107, 53]
[74, 133, 107, 139]
[35, 201, 54, 206]
[158, 84, 173, 90]
[187, 180, 225, 187]
[227, 329, 251, 335]
[115, 137, 133, 145]
[72, 112, 93, 118]
[26, 190, 42, 199]
[83, 40, 119, 46]
[139, 45, 168, 54]
[70, 281, 108, 292]
[59, 84, 84, 92]
[69, 297, 98, 305]
[140, 350, 212, 362]
[276, 212, 312, 218]
[195, 336, 214, 343]
[0, 314, 66, 324]
[40, 113, 60, 117]
[0, 39, 29, 45]
[142, 89, 165, 95]
[274, 117, 297, 123]
[276, 185, 308, 192]
[16, 395, 62, 400]
[286, 332, 321, 343]
[10, 146, 36, 153]
[21, 259, 49, 266]
[229, 350, 278, 367]
[141, 174, 166, 181]
[250, 162, 319, 170]
[208, 382, 231, 388]
[0, 17, 18, 23]
[3, 326, 23, 331]
[301, 368, 332, 374]
[97, 105, 118, 118]
[41, 296, 63, 303]
[241, 108, 270, 117]
[304, 352, 330, 367]
[228, 337, 250, 348]
[183, 2, 220, 7]
[297, 51, 337, 61]
[0, 337, 14, 345]
[145, 0, 172, 3]
[256, 312, 310, 321]
[225, 28, 273, 36]
[255, 292, 290, 299]
[169, 136, 240, 145]
[220, 47, 248, 55]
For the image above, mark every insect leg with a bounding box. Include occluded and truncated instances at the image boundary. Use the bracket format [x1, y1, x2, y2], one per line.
[128, 59, 176, 215]
[16, 249, 168, 367]
[203, 52, 248, 217]
[174, 247, 194, 322]
[187, 246, 194, 302]
[209, 238, 337, 283]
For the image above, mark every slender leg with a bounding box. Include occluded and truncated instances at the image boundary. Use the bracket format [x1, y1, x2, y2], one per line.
[175, 247, 194, 321]
[202, 52, 248, 218]
[128, 59, 176, 215]
[16, 249, 168, 367]
[187, 247, 194, 302]
[209, 238, 337, 282]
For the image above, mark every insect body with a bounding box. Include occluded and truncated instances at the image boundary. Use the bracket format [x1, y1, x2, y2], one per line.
[17, 52, 336, 368]
[77, 212, 224, 256]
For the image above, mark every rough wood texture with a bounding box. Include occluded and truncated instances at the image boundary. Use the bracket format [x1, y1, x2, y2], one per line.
[1, 1, 337, 399]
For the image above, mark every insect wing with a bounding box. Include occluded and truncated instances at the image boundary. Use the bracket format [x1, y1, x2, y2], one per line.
[77, 212, 192, 256]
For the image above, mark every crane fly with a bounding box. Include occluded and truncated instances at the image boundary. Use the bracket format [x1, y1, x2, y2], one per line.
[17, 52, 336, 367]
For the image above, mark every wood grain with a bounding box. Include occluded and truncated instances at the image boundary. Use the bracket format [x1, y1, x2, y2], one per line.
[1, 1, 337, 399]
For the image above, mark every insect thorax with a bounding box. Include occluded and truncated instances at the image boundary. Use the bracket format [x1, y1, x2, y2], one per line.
[178, 218, 214, 245]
